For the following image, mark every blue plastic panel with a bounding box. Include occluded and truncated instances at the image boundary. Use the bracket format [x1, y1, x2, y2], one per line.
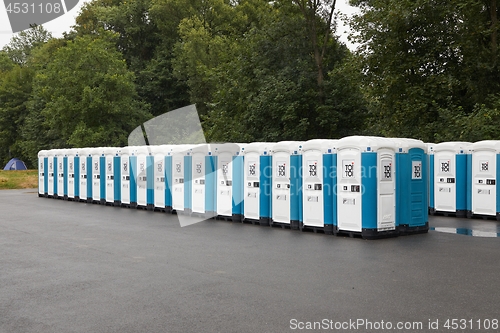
[114, 156, 121, 202]
[205, 155, 217, 214]
[290, 154, 302, 222]
[429, 155, 434, 209]
[130, 156, 137, 203]
[63, 156, 68, 196]
[232, 155, 244, 215]
[100, 156, 106, 200]
[456, 154, 468, 211]
[165, 156, 172, 208]
[466, 154, 472, 212]
[44, 157, 48, 194]
[74, 156, 80, 197]
[260, 155, 272, 219]
[184, 155, 192, 210]
[54, 157, 58, 195]
[323, 154, 334, 226]
[147, 155, 154, 205]
[361, 152, 377, 229]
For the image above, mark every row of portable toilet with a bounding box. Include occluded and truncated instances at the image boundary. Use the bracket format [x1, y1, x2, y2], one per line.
[428, 141, 500, 221]
[37, 137, 430, 239]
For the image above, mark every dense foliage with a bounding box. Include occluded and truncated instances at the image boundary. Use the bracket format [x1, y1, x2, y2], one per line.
[0, 0, 499, 168]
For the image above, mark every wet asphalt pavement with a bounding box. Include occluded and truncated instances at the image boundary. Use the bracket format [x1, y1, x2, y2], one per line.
[1, 189, 500, 333]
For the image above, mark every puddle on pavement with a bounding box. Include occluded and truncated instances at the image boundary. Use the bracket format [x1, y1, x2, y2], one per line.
[430, 227, 500, 237]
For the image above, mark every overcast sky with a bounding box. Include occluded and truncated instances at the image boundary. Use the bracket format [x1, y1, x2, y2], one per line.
[0, 0, 359, 51]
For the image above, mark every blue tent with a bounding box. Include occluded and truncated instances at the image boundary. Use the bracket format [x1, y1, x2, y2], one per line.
[3, 158, 28, 171]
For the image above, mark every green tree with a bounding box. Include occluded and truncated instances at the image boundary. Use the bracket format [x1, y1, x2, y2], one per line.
[73, 0, 190, 116]
[2, 25, 52, 65]
[350, 0, 500, 141]
[22, 33, 150, 162]
[0, 66, 35, 166]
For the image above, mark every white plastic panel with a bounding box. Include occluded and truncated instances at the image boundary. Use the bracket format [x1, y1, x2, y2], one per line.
[105, 155, 114, 203]
[337, 148, 362, 232]
[434, 151, 456, 212]
[272, 152, 291, 223]
[92, 155, 100, 201]
[244, 153, 260, 220]
[154, 155, 165, 208]
[121, 155, 130, 204]
[302, 149, 324, 227]
[47, 155, 54, 196]
[67, 156, 75, 198]
[192, 152, 205, 214]
[136, 154, 148, 206]
[217, 152, 233, 217]
[38, 156, 44, 194]
[57, 156, 64, 196]
[79, 154, 87, 199]
[172, 154, 185, 211]
[377, 150, 395, 231]
[472, 151, 497, 216]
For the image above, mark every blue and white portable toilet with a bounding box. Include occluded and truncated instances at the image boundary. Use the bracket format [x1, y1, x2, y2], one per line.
[119, 146, 135, 207]
[214, 143, 246, 221]
[78, 148, 92, 202]
[190, 144, 217, 218]
[135, 146, 155, 210]
[47, 150, 56, 198]
[336, 136, 398, 239]
[151, 145, 171, 212]
[469, 140, 500, 220]
[243, 142, 274, 225]
[430, 142, 470, 217]
[301, 139, 337, 234]
[394, 138, 429, 234]
[170, 145, 194, 214]
[37, 150, 48, 197]
[103, 147, 119, 205]
[270, 141, 303, 228]
[66, 148, 79, 201]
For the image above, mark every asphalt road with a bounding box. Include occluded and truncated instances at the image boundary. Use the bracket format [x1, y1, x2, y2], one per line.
[1, 189, 500, 333]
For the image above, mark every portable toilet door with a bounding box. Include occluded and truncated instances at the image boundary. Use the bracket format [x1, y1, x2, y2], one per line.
[243, 143, 273, 225]
[151, 145, 170, 212]
[78, 148, 90, 202]
[270, 141, 303, 228]
[38, 150, 48, 197]
[102, 147, 117, 205]
[430, 142, 470, 217]
[136, 146, 155, 210]
[395, 138, 429, 235]
[56, 149, 67, 200]
[301, 139, 337, 234]
[47, 150, 56, 198]
[336, 136, 398, 239]
[171, 145, 194, 214]
[67, 149, 79, 201]
[214, 143, 245, 221]
[470, 141, 500, 220]
[190, 144, 215, 217]
[66, 149, 78, 201]
[113, 148, 121, 206]
[119, 147, 132, 207]
[89, 148, 101, 203]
